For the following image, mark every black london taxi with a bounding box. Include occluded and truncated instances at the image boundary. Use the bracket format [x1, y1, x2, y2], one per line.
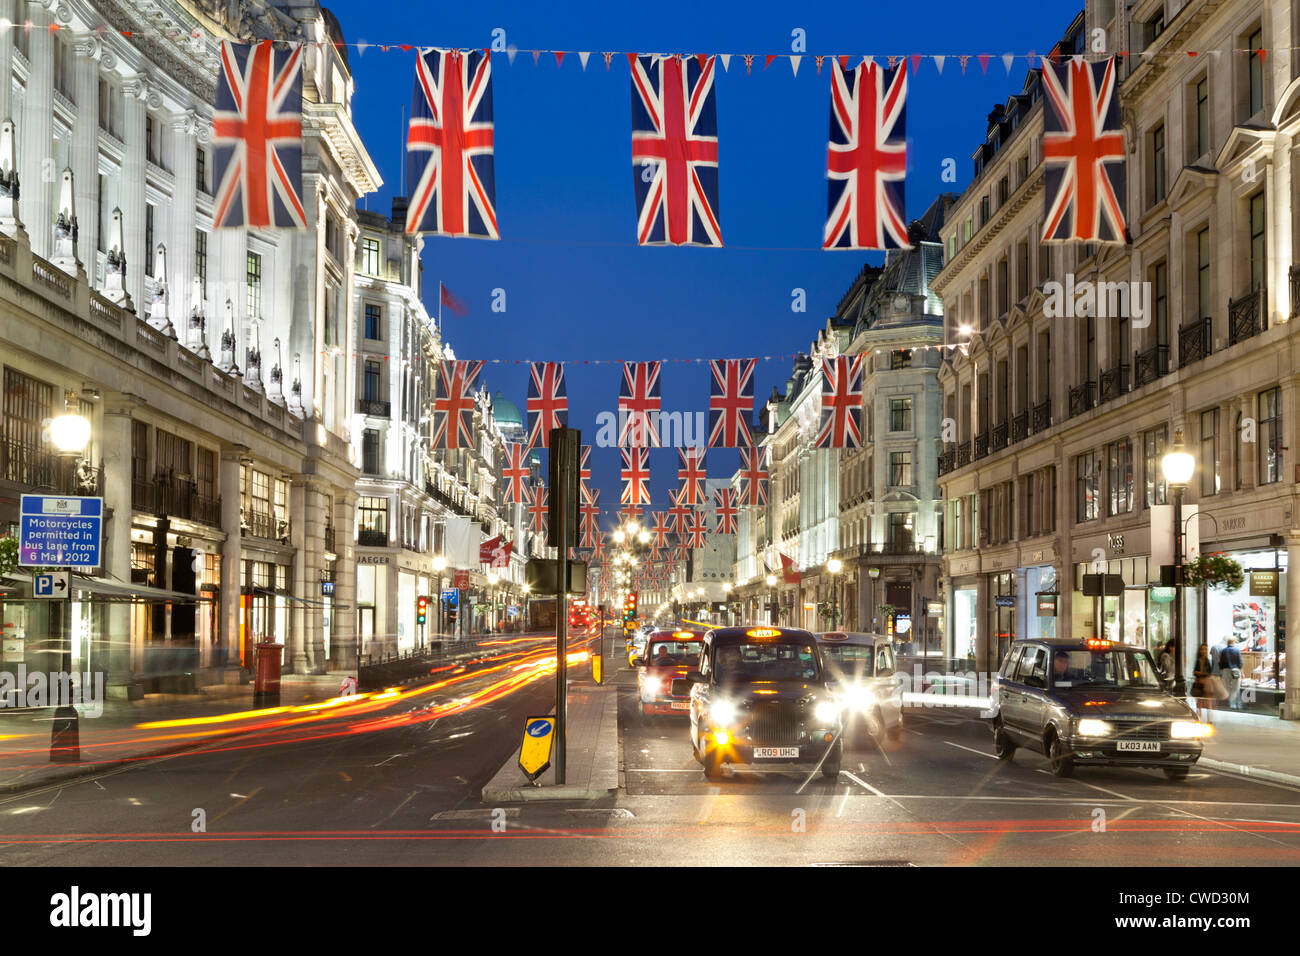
[816, 632, 904, 745]
[989, 637, 1213, 780]
[677, 626, 843, 780]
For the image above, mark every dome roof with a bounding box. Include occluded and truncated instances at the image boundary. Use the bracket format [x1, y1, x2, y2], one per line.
[493, 391, 523, 426]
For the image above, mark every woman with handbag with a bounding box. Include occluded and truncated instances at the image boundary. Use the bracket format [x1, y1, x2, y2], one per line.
[1190, 644, 1221, 722]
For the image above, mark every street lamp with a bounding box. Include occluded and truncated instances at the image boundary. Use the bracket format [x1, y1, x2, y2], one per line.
[828, 558, 842, 630]
[723, 582, 732, 626]
[868, 567, 881, 632]
[1161, 430, 1195, 698]
[765, 573, 778, 625]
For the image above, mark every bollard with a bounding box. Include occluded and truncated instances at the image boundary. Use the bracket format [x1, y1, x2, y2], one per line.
[254, 642, 283, 709]
[49, 705, 80, 762]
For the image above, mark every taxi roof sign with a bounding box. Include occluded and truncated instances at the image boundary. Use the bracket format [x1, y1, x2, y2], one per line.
[518, 716, 556, 783]
[821, 632, 847, 641]
[746, 627, 782, 639]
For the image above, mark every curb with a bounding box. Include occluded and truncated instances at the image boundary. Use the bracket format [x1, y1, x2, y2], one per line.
[481, 782, 619, 802]
[1197, 757, 1300, 789]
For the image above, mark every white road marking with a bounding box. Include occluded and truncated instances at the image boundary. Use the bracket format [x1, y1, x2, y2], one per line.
[1033, 769, 1136, 802]
[945, 741, 995, 759]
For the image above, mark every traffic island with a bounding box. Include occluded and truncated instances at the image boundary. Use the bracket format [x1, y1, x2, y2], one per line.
[481, 681, 619, 802]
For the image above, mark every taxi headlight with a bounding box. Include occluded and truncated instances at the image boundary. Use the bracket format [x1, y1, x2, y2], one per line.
[814, 701, 837, 724]
[1170, 720, 1215, 739]
[710, 700, 737, 726]
[1076, 719, 1113, 737]
[642, 676, 662, 696]
[843, 686, 874, 712]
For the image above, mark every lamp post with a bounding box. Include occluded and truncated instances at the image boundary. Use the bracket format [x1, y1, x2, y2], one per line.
[432, 555, 447, 641]
[828, 558, 842, 631]
[522, 582, 531, 632]
[1161, 430, 1195, 699]
[487, 572, 499, 633]
[49, 391, 91, 762]
[868, 567, 881, 633]
[765, 573, 778, 625]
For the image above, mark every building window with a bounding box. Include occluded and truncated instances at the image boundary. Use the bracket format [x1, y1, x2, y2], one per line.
[1200, 408, 1220, 496]
[1152, 260, 1168, 349]
[197, 447, 216, 502]
[196, 148, 207, 194]
[1193, 75, 1209, 159]
[325, 214, 338, 261]
[364, 303, 382, 341]
[361, 237, 381, 275]
[1149, 123, 1165, 206]
[358, 495, 388, 534]
[889, 398, 912, 432]
[246, 251, 262, 319]
[1247, 27, 1264, 118]
[362, 430, 380, 475]
[1107, 439, 1133, 515]
[887, 512, 914, 551]
[2, 368, 53, 484]
[195, 230, 207, 299]
[97, 174, 106, 253]
[145, 115, 157, 165]
[1234, 411, 1244, 491]
[1259, 386, 1282, 485]
[1249, 191, 1266, 292]
[1196, 227, 1210, 320]
[1142, 427, 1167, 507]
[363, 360, 381, 402]
[1076, 451, 1100, 523]
[144, 204, 155, 277]
[889, 451, 913, 487]
[890, 349, 913, 370]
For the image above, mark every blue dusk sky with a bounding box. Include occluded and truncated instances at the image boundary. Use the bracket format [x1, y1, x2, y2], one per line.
[330, 0, 1086, 520]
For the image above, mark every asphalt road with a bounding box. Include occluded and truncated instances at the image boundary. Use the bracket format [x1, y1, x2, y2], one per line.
[2, 630, 1300, 866]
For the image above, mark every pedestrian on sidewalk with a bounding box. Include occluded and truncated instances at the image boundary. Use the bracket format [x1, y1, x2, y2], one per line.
[1157, 639, 1176, 691]
[1190, 643, 1215, 723]
[1219, 636, 1244, 710]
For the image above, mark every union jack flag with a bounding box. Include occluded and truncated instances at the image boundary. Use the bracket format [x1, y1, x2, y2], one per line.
[212, 41, 306, 229]
[619, 361, 662, 448]
[580, 488, 600, 548]
[525, 361, 568, 449]
[407, 48, 498, 238]
[707, 358, 755, 448]
[529, 485, 549, 535]
[650, 511, 671, 549]
[737, 447, 769, 507]
[579, 445, 592, 499]
[815, 355, 864, 449]
[620, 447, 650, 505]
[630, 55, 722, 247]
[686, 511, 709, 550]
[673, 544, 689, 562]
[824, 59, 910, 251]
[432, 360, 484, 450]
[677, 446, 707, 506]
[714, 488, 738, 535]
[502, 442, 529, 504]
[1041, 56, 1126, 243]
[667, 487, 692, 535]
[620, 503, 644, 522]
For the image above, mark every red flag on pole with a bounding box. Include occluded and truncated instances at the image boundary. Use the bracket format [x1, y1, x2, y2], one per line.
[440, 281, 468, 316]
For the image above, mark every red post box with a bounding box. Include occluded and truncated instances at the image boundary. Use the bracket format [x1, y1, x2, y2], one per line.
[254, 642, 283, 708]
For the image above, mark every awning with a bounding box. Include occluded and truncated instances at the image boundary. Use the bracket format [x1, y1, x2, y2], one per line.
[1, 571, 212, 603]
[250, 586, 350, 610]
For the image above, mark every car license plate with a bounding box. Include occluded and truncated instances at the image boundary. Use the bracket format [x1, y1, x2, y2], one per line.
[753, 747, 799, 758]
[1116, 740, 1161, 752]
[670, 701, 689, 710]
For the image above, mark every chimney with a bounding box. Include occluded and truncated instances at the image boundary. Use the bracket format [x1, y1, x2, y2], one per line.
[391, 196, 408, 229]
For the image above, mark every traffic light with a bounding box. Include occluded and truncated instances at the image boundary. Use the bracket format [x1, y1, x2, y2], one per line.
[622, 593, 637, 625]
[417, 595, 429, 626]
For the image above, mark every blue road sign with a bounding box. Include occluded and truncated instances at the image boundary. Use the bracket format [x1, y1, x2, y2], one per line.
[442, 588, 459, 608]
[19, 495, 103, 568]
[33, 572, 69, 598]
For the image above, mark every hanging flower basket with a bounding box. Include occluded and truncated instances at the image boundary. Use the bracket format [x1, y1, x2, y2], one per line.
[0, 536, 16, 579]
[1182, 554, 1244, 592]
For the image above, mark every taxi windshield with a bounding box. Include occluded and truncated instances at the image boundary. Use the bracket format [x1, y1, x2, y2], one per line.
[646, 640, 702, 664]
[1051, 649, 1163, 689]
[820, 644, 875, 675]
[715, 642, 819, 682]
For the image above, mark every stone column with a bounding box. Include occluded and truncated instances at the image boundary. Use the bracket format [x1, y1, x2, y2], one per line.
[333, 491, 358, 670]
[101, 395, 142, 699]
[219, 447, 245, 674]
[289, 476, 326, 674]
[71, 37, 104, 273]
[1283, 532, 1300, 720]
[120, 73, 151, 310]
[167, 111, 199, 314]
[19, 2, 53, 259]
[0, 0, 12, 122]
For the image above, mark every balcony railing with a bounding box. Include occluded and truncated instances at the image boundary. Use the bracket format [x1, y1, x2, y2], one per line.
[990, 422, 1008, 452]
[243, 508, 288, 542]
[1010, 411, 1029, 443]
[937, 449, 956, 476]
[357, 529, 388, 547]
[1031, 399, 1051, 434]
[358, 399, 391, 417]
[974, 432, 989, 460]
[1099, 364, 1129, 403]
[1133, 344, 1169, 387]
[1068, 382, 1095, 418]
[1179, 317, 1212, 367]
[152, 474, 222, 527]
[1228, 289, 1265, 346]
[2, 439, 67, 491]
[957, 444, 972, 467]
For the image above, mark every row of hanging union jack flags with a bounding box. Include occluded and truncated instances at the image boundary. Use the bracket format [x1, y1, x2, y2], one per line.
[430, 356, 865, 455]
[213, 40, 1130, 245]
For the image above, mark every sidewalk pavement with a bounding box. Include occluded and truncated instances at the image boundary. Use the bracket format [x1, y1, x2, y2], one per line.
[0, 673, 352, 794]
[481, 678, 619, 802]
[1194, 708, 1300, 788]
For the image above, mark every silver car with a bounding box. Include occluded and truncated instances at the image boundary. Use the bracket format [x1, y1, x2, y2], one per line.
[816, 632, 904, 745]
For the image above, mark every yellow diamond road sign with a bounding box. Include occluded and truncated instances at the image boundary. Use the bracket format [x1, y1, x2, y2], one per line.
[518, 716, 556, 782]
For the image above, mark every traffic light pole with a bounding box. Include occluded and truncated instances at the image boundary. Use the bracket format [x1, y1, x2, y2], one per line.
[549, 428, 579, 787]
